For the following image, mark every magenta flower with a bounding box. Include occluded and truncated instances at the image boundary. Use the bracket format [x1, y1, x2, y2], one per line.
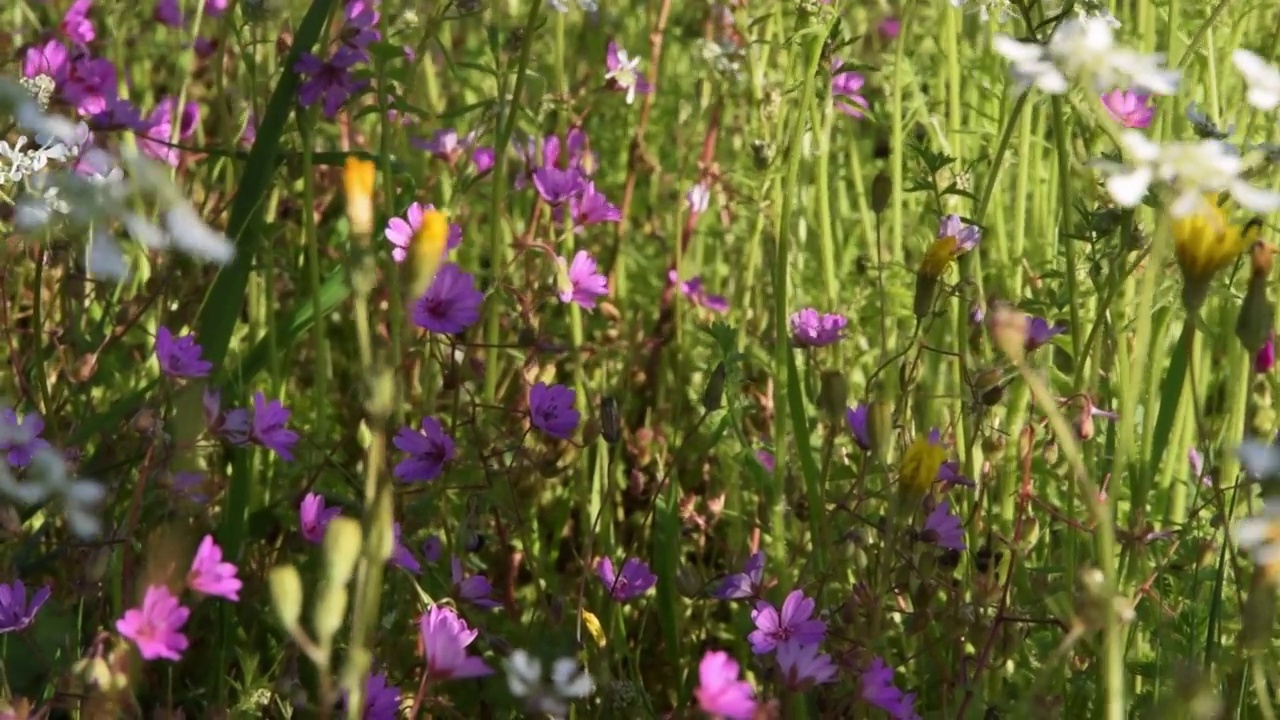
[1257, 331, 1276, 373]
[471, 146, 495, 176]
[831, 58, 869, 118]
[694, 650, 758, 720]
[384, 202, 462, 263]
[925, 429, 975, 489]
[422, 536, 444, 564]
[789, 308, 848, 347]
[747, 589, 826, 654]
[451, 556, 500, 609]
[878, 17, 902, 39]
[714, 551, 766, 600]
[251, 393, 299, 460]
[393, 417, 455, 483]
[341, 0, 381, 50]
[115, 585, 190, 661]
[155, 327, 212, 378]
[390, 522, 421, 575]
[846, 403, 871, 451]
[22, 39, 70, 81]
[860, 657, 920, 720]
[294, 47, 367, 119]
[597, 557, 657, 601]
[137, 97, 200, 167]
[755, 448, 775, 473]
[300, 493, 342, 544]
[202, 388, 251, 446]
[415, 128, 464, 164]
[154, 0, 183, 26]
[557, 181, 622, 231]
[0, 580, 51, 633]
[516, 129, 596, 189]
[557, 250, 609, 310]
[1101, 89, 1155, 129]
[529, 382, 580, 440]
[187, 534, 242, 601]
[533, 166, 583, 206]
[1189, 448, 1213, 487]
[411, 263, 485, 334]
[920, 500, 965, 551]
[91, 97, 142, 131]
[605, 41, 651, 105]
[938, 214, 982, 251]
[62, 56, 118, 117]
[776, 642, 838, 690]
[343, 673, 400, 720]
[419, 605, 493, 680]
[1026, 316, 1067, 352]
[61, 0, 97, 45]
[0, 409, 52, 468]
[670, 271, 729, 313]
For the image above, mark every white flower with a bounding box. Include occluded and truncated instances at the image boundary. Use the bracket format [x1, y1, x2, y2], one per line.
[606, 45, 644, 105]
[1239, 438, 1280, 479]
[86, 231, 130, 281]
[503, 650, 594, 719]
[163, 203, 235, 263]
[1235, 497, 1280, 568]
[549, 0, 596, 11]
[0, 446, 105, 539]
[1233, 49, 1280, 111]
[687, 182, 711, 214]
[1097, 130, 1280, 215]
[994, 17, 1178, 95]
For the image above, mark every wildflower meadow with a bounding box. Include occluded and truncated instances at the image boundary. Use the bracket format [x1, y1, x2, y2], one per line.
[9, 0, 1280, 717]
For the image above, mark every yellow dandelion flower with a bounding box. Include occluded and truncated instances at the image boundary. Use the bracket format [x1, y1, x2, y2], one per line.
[407, 207, 451, 299]
[898, 434, 946, 498]
[342, 157, 376, 236]
[1172, 195, 1249, 284]
[918, 236, 959, 278]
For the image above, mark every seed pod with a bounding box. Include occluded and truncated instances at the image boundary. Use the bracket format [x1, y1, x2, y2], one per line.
[312, 582, 349, 646]
[322, 517, 363, 587]
[871, 171, 891, 215]
[867, 399, 895, 465]
[600, 396, 622, 444]
[268, 564, 304, 632]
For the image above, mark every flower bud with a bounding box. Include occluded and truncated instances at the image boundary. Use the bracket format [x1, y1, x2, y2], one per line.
[322, 517, 363, 587]
[1235, 271, 1274, 355]
[268, 564, 304, 632]
[987, 303, 1029, 363]
[702, 361, 726, 413]
[871, 171, 891, 215]
[312, 583, 348, 646]
[342, 157, 375, 237]
[366, 492, 395, 563]
[339, 647, 373, 703]
[600, 396, 622, 444]
[867, 399, 896, 465]
[817, 370, 849, 421]
[913, 273, 938, 319]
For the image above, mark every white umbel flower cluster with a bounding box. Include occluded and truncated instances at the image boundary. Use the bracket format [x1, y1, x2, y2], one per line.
[503, 650, 595, 719]
[993, 16, 1178, 95]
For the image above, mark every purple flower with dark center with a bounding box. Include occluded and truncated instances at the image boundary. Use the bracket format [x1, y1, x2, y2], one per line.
[295, 47, 367, 119]
[250, 393, 299, 461]
[529, 382, 580, 439]
[924, 429, 974, 490]
[1026, 316, 1067, 352]
[422, 535, 444, 564]
[393, 417, 455, 483]
[831, 58, 869, 118]
[91, 97, 142, 132]
[300, 493, 342, 544]
[557, 250, 609, 309]
[415, 128, 464, 164]
[605, 41, 651, 104]
[695, 650, 758, 719]
[390, 522, 421, 575]
[341, 0, 381, 50]
[860, 657, 920, 720]
[559, 181, 622, 230]
[411, 263, 484, 335]
[597, 557, 657, 601]
[385, 202, 462, 263]
[789, 308, 848, 347]
[1257, 331, 1276, 373]
[187, 534, 242, 601]
[155, 327, 211, 378]
[23, 39, 70, 81]
[61, 0, 96, 45]
[115, 585, 190, 661]
[62, 56, 117, 117]
[202, 388, 251, 446]
[714, 551, 766, 600]
[419, 605, 493, 680]
[1101, 89, 1155, 129]
[451, 556, 500, 608]
[0, 409, 52, 468]
[920, 500, 965, 551]
[136, 97, 200, 167]
[533, 166, 583, 206]
[846, 403, 871, 451]
[670, 271, 729, 313]
[776, 642, 838, 690]
[747, 589, 825, 654]
[342, 673, 400, 720]
[0, 580, 51, 633]
[938, 214, 982, 252]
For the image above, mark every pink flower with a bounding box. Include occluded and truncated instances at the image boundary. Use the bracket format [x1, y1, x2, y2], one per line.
[383, 202, 462, 263]
[776, 642, 838, 690]
[747, 589, 826, 654]
[61, 0, 96, 45]
[187, 535, 242, 601]
[419, 605, 493, 681]
[1101, 89, 1154, 129]
[556, 250, 609, 310]
[695, 650, 758, 719]
[22, 39, 70, 81]
[115, 585, 190, 661]
[299, 493, 341, 544]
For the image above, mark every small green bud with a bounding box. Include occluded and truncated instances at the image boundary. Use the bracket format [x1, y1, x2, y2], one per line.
[367, 491, 395, 563]
[322, 517, 363, 587]
[268, 564, 304, 632]
[312, 584, 349, 646]
[913, 274, 938, 319]
[1235, 273, 1274, 354]
[363, 369, 396, 423]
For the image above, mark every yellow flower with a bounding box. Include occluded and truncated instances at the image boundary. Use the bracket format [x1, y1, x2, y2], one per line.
[1172, 195, 1249, 284]
[407, 207, 450, 299]
[918, 236, 959, 278]
[898, 434, 946, 497]
[343, 157, 376, 236]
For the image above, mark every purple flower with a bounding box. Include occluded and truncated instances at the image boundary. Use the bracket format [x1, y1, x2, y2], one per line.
[1190, 448, 1213, 487]
[921, 500, 965, 551]
[393, 417, 455, 483]
[1026, 316, 1067, 352]
[695, 650, 758, 720]
[170, 471, 209, 503]
[384, 201, 463, 263]
[294, 47, 367, 119]
[789, 308, 848, 347]
[341, 0, 381, 50]
[155, 327, 212, 378]
[136, 97, 200, 167]
[471, 146, 495, 176]
[422, 535, 444, 564]
[343, 673, 400, 720]
[451, 556, 500, 608]
[860, 657, 921, 720]
[776, 642, 838, 690]
[831, 58, 869, 118]
[1257, 331, 1276, 373]
[924, 429, 975, 490]
[846, 403, 871, 451]
[23, 39, 70, 81]
[300, 493, 342, 544]
[115, 585, 190, 661]
[62, 56, 118, 117]
[251, 393, 299, 460]
[202, 388, 251, 446]
[1101, 89, 1155, 129]
[415, 128, 464, 163]
[187, 534, 242, 601]
[154, 0, 183, 26]
[529, 382, 580, 439]
[558, 181, 622, 230]
[532, 166, 583, 206]
[390, 522, 421, 574]
[938, 214, 982, 252]
[516, 129, 596, 189]
[0, 409, 52, 468]
[754, 448, 775, 473]
[61, 0, 96, 45]
[0, 580, 51, 633]
[669, 271, 729, 313]
[605, 41, 651, 104]
[878, 17, 902, 39]
[687, 182, 711, 216]
[557, 250, 609, 309]
[597, 557, 657, 601]
[419, 605, 493, 680]
[747, 589, 826, 654]
[714, 551, 765, 600]
[411, 263, 484, 334]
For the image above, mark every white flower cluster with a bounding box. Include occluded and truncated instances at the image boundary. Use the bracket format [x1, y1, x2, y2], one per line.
[548, 0, 597, 12]
[993, 17, 1178, 95]
[503, 650, 595, 719]
[0, 420, 104, 540]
